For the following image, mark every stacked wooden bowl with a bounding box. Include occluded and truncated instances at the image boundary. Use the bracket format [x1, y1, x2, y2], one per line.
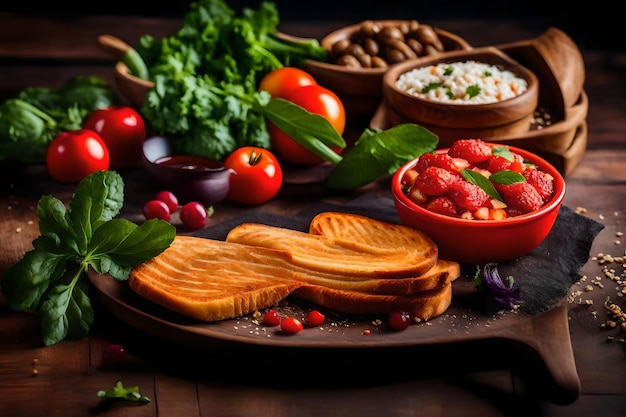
[370, 27, 587, 176]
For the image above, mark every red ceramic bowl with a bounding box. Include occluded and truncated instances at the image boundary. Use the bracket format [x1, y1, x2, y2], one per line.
[391, 144, 566, 265]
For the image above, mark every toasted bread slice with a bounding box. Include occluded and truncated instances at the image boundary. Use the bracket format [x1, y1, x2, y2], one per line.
[297, 259, 459, 295]
[129, 236, 305, 322]
[309, 212, 437, 258]
[292, 283, 453, 320]
[226, 221, 438, 278]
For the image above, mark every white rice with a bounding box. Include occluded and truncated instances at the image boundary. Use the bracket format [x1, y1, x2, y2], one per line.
[395, 60, 528, 104]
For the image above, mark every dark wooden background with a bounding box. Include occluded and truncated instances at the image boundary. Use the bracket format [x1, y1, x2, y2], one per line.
[0, 0, 621, 51]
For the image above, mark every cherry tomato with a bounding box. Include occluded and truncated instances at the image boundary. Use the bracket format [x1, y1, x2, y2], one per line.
[156, 190, 179, 212]
[280, 317, 304, 334]
[305, 310, 325, 327]
[83, 105, 146, 169]
[143, 200, 170, 221]
[180, 202, 208, 230]
[259, 67, 317, 99]
[46, 129, 110, 183]
[262, 309, 281, 326]
[388, 310, 411, 331]
[268, 84, 346, 165]
[223, 146, 283, 205]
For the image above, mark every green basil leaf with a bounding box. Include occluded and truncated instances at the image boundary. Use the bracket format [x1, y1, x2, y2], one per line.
[40, 274, 94, 346]
[1, 249, 70, 311]
[326, 124, 438, 189]
[68, 171, 124, 254]
[36, 195, 80, 254]
[491, 145, 514, 161]
[98, 218, 175, 267]
[461, 169, 502, 201]
[489, 170, 526, 185]
[258, 98, 346, 161]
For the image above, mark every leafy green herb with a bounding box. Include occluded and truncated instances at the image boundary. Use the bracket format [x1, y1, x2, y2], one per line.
[491, 145, 514, 161]
[443, 66, 453, 76]
[484, 70, 492, 77]
[466, 84, 481, 99]
[1, 171, 176, 346]
[421, 82, 443, 94]
[461, 169, 502, 200]
[258, 97, 346, 164]
[136, 0, 329, 161]
[326, 124, 438, 189]
[97, 381, 151, 404]
[489, 170, 526, 185]
[0, 75, 117, 163]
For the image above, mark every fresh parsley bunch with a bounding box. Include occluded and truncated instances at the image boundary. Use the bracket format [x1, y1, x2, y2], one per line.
[1, 171, 176, 346]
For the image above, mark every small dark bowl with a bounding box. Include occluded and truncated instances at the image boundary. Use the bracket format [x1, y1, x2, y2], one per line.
[142, 136, 234, 205]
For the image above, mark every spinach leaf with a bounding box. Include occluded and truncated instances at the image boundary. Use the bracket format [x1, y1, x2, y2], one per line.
[326, 124, 439, 189]
[1, 171, 175, 346]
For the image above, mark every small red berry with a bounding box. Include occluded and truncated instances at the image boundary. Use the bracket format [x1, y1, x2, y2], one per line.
[102, 343, 126, 366]
[180, 202, 208, 230]
[156, 190, 179, 212]
[388, 310, 411, 331]
[305, 310, 325, 327]
[280, 317, 304, 334]
[142, 200, 170, 221]
[263, 309, 281, 326]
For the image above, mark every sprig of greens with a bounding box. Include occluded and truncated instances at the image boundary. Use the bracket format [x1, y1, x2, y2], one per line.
[137, 0, 329, 161]
[1, 171, 176, 346]
[325, 124, 439, 189]
[462, 169, 527, 202]
[97, 381, 151, 404]
[0, 75, 117, 163]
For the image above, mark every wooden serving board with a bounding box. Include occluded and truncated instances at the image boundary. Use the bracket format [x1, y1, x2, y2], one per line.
[89, 271, 579, 404]
[85, 195, 603, 405]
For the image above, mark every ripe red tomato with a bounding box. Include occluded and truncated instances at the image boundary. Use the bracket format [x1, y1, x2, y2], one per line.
[223, 146, 283, 205]
[83, 105, 146, 169]
[259, 67, 317, 99]
[46, 129, 110, 183]
[268, 84, 346, 165]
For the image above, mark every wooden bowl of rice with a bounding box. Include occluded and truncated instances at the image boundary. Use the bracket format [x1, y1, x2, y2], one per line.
[381, 46, 539, 147]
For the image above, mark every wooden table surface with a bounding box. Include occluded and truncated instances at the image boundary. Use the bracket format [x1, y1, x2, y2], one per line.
[1, 12, 625, 417]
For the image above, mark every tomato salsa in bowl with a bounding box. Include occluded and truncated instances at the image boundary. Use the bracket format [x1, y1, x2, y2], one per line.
[391, 139, 566, 265]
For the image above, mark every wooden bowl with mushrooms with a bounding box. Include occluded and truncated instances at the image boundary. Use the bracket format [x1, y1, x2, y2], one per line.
[301, 20, 472, 123]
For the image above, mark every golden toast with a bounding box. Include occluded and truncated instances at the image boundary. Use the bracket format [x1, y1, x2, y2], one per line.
[293, 282, 453, 320]
[225, 220, 438, 278]
[294, 258, 459, 295]
[129, 236, 304, 321]
[129, 213, 458, 323]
